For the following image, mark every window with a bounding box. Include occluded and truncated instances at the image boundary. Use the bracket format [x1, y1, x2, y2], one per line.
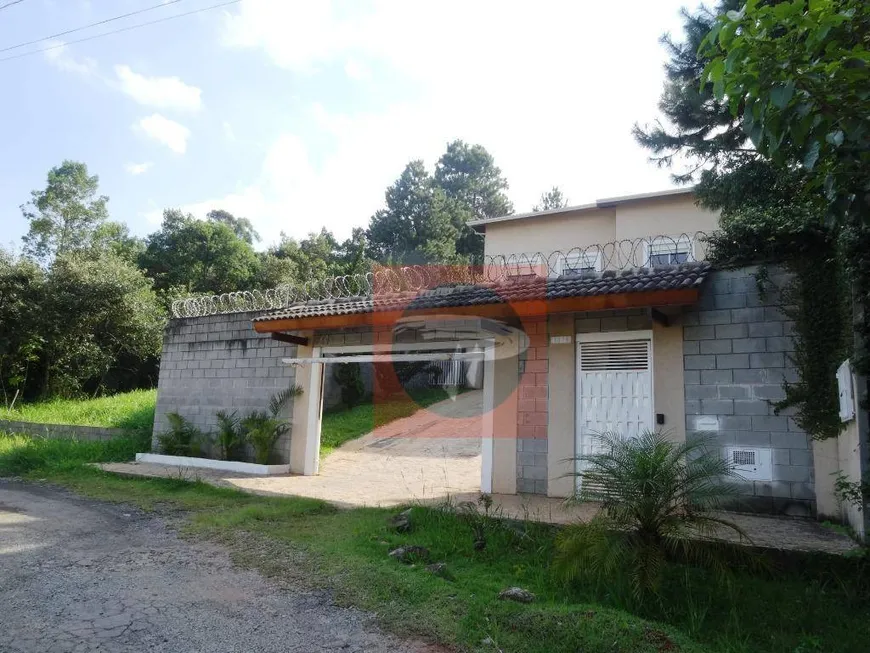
[553, 251, 602, 277]
[645, 235, 693, 267]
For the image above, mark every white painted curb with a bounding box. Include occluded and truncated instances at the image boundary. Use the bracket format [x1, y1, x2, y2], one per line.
[134, 453, 290, 476]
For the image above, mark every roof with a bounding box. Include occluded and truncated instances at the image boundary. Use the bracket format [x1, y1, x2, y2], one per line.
[468, 187, 695, 229]
[252, 262, 710, 325]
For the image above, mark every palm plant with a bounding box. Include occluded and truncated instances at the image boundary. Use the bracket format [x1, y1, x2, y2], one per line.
[215, 410, 243, 461]
[555, 430, 748, 597]
[156, 412, 204, 457]
[240, 386, 302, 465]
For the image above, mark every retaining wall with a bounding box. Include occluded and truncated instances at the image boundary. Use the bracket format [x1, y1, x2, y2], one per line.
[0, 420, 132, 441]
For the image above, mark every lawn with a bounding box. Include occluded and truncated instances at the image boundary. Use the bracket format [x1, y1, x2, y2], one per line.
[1, 389, 157, 433]
[320, 387, 469, 456]
[1, 433, 868, 653]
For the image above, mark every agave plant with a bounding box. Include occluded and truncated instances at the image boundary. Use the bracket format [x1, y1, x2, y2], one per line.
[215, 410, 243, 461]
[555, 430, 748, 597]
[240, 386, 302, 465]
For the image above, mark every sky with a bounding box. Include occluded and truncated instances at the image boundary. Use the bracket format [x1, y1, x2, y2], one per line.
[0, 0, 692, 252]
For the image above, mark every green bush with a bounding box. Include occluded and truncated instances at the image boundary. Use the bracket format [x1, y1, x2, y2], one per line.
[215, 410, 243, 461]
[240, 387, 301, 465]
[157, 412, 204, 457]
[556, 430, 747, 597]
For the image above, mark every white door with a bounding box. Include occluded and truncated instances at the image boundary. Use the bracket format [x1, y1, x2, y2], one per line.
[575, 333, 654, 490]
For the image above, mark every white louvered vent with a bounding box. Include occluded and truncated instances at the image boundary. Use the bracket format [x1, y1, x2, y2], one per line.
[579, 340, 650, 371]
[726, 447, 772, 481]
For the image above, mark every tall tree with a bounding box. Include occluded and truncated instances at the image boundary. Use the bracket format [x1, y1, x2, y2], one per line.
[39, 253, 163, 397]
[21, 160, 110, 263]
[635, 1, 854, 442]
[366, 161, 465, 264]
[139, 209, 260, 295]
[0, 249, 43, 407]
[533, 186, 568, 212]
[207, 209, 260, 245]
[434, 140, 512, 259]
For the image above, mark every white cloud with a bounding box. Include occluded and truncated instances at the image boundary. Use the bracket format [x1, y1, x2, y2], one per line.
[43, 40, 98, 76]
[115, 65, 202, 111]
[136, 114, 190, 154]
[222, 121, 236, 141]
[125, 162, 153, 175]
[144, 0, 692, 250]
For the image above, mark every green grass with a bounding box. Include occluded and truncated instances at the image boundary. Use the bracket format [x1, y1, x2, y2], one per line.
[1, 389, 156, 433]
[1, 433, 869, 653]
[320, 387, 470, 456]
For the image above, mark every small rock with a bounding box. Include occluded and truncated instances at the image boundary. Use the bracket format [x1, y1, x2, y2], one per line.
[388, 545, 430, 564]
[498, 587, 535, 603]
[425, 562, 454, 581]
[481, 636, 495, 646]
[389, 508, 413, 533]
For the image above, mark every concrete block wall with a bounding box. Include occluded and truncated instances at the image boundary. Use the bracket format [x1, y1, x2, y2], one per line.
[153, 312, 299, 463]
[683, 267, 814, 515]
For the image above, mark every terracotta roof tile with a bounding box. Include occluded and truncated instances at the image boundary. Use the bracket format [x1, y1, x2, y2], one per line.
[252, 262, 711, 322]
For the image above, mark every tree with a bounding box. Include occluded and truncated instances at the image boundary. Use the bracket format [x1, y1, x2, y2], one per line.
[434, 140, 513, 259]
[207, 209, 260, 245]
[701, 0, 869, 220]
[21, 160, 110, 263]
[366, 161, 466, 264]
[533, 186, 568, 212]
[257, 227, 369, 289]
[635, 1, 853, 442]
[139, 209, 260, 295]
[0, 250, 44, 407]
[39, 253, 163, 397]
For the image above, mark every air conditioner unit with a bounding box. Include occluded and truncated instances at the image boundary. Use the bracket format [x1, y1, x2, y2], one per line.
[726, 447, 772, 481]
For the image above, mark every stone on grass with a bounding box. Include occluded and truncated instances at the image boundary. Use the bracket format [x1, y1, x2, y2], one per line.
[389, 508, 413, 533]
[425, 562, 454, 581]
[498, 587, 535, 603]
[388, 545, 430, 564]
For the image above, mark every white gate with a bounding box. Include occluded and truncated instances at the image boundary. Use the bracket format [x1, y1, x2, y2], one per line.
[575, 332, 654, 490]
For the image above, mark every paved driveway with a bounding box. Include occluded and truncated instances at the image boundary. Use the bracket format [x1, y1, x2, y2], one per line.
[0, 481, 439, 653]
[105, 390, 484, 508]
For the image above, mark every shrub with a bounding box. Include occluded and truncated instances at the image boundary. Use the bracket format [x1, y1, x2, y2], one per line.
[215, 410, 243, 461]
[333, 362, 365, 408]
[157, 412, 204, 457]
[240, 387, 301, 465]
[555, 430, 747, 597]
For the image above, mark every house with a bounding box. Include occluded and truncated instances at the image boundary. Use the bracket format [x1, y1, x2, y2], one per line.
[153, 187, 867, 537]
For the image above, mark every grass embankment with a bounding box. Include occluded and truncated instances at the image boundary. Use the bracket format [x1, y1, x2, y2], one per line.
[1, 389, 157, 433]
[1, 434, 868, 653]
[320, 387, 469, 456]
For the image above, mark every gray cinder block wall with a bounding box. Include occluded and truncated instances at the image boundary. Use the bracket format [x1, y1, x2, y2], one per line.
[153, 312, 299, 462]
[683, 266, 813, 515]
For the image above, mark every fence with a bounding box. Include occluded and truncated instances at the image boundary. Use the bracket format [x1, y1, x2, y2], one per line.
[171, 233, 712, 319]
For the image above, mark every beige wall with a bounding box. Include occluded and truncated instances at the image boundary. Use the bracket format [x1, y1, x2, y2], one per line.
[483, 193, 719, 259]
[838, 418, 865, 539]
[491, 337, 519, 494]
[614, 194, 719, 242]
[813, 437, 840, 519]
[653, 321, 687, 444]
[484, 208, 616, 258]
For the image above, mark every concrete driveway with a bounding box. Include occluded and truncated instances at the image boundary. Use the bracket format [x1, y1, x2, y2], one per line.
[105, 390, 484, 508]
[0, 481, 440, 653]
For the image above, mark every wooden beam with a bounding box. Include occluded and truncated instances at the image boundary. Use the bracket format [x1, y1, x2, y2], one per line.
[650, 308, 670, 327]
[252, 288, 701, 334]
[271, 332, 310, 346]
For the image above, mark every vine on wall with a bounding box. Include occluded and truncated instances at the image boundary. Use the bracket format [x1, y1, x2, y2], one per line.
[706, 209, 852, 440]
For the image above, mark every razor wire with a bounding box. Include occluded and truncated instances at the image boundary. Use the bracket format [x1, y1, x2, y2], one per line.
[171, 232, 711, 318]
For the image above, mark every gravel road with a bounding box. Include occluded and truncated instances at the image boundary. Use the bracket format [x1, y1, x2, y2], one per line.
[0, 480, 436, 653]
